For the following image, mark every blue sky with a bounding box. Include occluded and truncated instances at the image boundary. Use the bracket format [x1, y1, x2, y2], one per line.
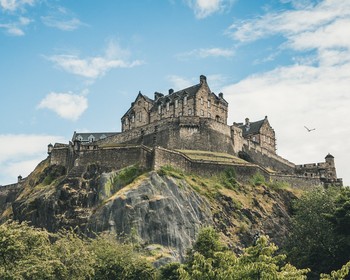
[1, 0, 349, 185]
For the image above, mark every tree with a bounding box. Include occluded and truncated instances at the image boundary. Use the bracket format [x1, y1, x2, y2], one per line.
[89, 234, 156, 280]
[285, 187, 350, 278]
[178, 227, 309, 280]
[0, 221, 60, 279]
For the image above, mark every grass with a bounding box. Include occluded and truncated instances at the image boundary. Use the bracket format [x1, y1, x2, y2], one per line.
[176, 150, 249, 164]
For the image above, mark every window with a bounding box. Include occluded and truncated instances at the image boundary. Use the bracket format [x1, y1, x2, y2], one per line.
[188, 108, 192, 115]
[138, 112, 142, 122]
[184, 96, 187, 105]
[88, 135, 95, 143]
[166, 102, 170, 111]
[200, 97, 203, 105]
[208, 112, 211, 118]
[208, 100, 211, 108]
[175, 99, 178, 108]
[132, 115, 135, 122]
[125, 118, 129, 125]
[158, 105, 161, 114]
[200, 109, 204, 116]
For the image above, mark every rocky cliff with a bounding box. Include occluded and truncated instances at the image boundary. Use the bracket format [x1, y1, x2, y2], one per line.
[0, 159, 299, 262]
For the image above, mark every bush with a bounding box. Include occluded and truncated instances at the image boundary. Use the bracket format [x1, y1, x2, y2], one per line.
[250, 172, 266, 186]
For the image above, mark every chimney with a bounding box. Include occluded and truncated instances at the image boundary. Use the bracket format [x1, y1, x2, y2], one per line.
[154, 92, 164, 100]
[219, 92, 223, 99]
[200, 75, 207, 84]
[169, 88, 174, 94]
[245, 118, 250, 126]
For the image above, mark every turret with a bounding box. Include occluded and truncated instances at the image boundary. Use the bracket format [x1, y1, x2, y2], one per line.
[325, 153, 337, 180]
[48, 143, 53, 155]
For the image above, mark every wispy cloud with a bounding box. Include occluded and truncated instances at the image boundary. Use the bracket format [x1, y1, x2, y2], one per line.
[46, 41, 143, 79]
[37, 91, 88, 121]
[178, 47, 234, 59]
[185, 0, 235, 19]
[168, 74, 227, 92]
[167, 75, 195, 90]
[0, 134, 66, 185]
[0, 0, 35, 12]
[0, 16, 31, 36]
[41, 6, 85, 31]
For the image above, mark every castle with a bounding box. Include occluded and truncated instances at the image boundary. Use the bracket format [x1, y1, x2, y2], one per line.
[41, 75, 342, 187]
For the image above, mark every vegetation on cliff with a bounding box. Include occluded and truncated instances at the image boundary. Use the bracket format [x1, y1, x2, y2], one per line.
[1, 161, 350, 279]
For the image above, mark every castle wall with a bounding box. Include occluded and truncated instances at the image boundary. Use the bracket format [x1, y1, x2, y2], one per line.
[242, 140, 295, 173]
[153, 147, 270, 184]
[98, 117, 235, 155]
[270, 174, 322, 189]
[50, 146, 69, 167]
[75, 146, 153, 170]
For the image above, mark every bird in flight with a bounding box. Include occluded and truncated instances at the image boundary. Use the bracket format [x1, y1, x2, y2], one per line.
[304, 126, 316, 132]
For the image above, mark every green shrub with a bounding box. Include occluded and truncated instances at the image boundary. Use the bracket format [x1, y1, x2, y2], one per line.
[250, 172, 266, 186]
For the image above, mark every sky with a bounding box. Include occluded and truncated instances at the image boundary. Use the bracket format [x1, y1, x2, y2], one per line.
[1, 0, 349, 186]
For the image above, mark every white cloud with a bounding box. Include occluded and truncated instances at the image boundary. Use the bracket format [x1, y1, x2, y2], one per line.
[222, 62, 350, 184]
[41, 6, 85, 31]
[0, 16, 31, 36]
[178, 47, 234, 59]
[0, 0, 35, 12]
[167, 75, 196, 90]
[0, 134, 66, 185]
[185, 0, 234, 19]
[221, 0, 350, 185]
[37, 92, 88, 121]
[47, 41, 143, 79]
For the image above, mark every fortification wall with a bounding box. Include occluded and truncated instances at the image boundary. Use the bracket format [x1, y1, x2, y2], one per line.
[154, 147, 322, 187]
[242, 140, 295, 174]
[50, 146, 69, 166]
[0, 182, 23, 220]
[270, 174, 322, 189]
[98, 117, 235, 154]
[153, 147, 270, 184]
[75, 146, 153, 170]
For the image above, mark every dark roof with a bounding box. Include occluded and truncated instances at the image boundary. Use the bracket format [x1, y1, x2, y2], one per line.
[155, 84, 201, 104]
[325, 153, 334, 159]
[72, 132, 119, 142]
[239, 119, 265, 136]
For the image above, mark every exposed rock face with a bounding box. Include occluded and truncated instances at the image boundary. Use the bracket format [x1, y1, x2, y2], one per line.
[2, 162, 298, 262]
[88, 172, 213, 259]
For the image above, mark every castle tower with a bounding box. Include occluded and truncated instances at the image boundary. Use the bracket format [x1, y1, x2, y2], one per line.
[325, 153, 337, 181]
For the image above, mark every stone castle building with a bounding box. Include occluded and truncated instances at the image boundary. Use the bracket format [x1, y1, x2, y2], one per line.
[121, 75, 228, 132]
[34, 75, 343, 187]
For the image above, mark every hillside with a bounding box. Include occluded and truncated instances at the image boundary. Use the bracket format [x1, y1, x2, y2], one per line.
[0, 158, 302, 263]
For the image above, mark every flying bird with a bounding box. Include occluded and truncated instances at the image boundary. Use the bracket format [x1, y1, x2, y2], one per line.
[304, 126, 316, 132]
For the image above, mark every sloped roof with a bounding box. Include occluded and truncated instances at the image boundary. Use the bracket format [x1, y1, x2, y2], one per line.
[72, 132, 119, 142]
[239, 119, 265, 137]
[155, 84, 201, 104]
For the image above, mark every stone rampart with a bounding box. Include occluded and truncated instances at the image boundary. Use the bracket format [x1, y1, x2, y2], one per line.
[153, 147, 271, 184]
[75, 145, 153, 171]
[98, 116, 235, 154]
[270, 174, 322, 189]
[243, 140, 295, 173]
[154, 147, 322, 187]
